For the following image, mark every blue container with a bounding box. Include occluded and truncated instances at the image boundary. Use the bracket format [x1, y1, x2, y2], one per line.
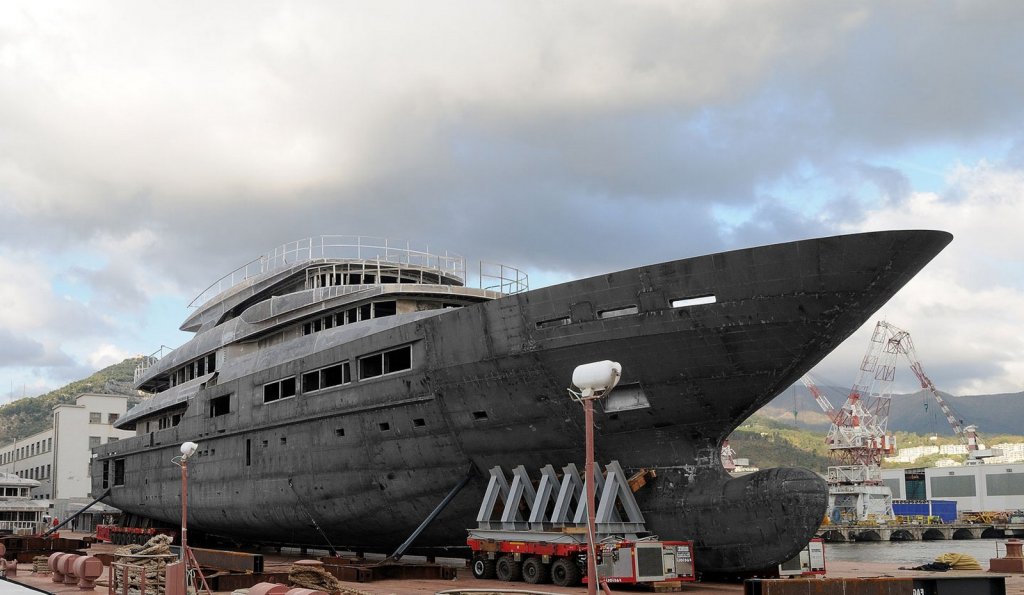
[929, 500, 957, 523]
[893, 500, 929, 517]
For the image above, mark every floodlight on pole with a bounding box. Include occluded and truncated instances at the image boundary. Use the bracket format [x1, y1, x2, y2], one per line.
[173, 441, 211, 595]
[570, 360, 621, 595]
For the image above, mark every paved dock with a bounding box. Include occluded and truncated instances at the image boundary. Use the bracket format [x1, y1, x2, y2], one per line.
[4, 533, 1022, 595]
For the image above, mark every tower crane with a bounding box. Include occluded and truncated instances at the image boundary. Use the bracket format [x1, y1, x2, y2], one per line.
[804, 321, 903, 523]
[877, 321, 1000, 463]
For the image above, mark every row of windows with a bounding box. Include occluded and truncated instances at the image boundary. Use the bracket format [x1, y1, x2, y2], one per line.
[240, 410, 489, 466]
[15, 464, 51, 481]
[301, 301, 398, 336]
[535, 294, 717, 329]
[2, 488, 30, 497]
[169, 353, 218, 388]
[262, 345, 411, 405]
[89, 412, 120, 424]
[1, 438, 53, 464]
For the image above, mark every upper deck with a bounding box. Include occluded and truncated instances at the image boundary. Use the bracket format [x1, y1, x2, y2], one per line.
[182, 236, 527, 328]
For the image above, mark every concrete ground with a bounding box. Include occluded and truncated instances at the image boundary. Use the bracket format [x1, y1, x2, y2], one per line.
[4, 532, 1022, 595]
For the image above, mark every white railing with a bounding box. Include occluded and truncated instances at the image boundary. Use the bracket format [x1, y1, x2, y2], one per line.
[0, 520, 41, 532]
[134, 346, 175, 383]
[188, 236, 528, 309]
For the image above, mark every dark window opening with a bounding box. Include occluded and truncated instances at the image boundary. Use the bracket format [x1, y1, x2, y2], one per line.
[375, 301, 397, 317]
[101, 462, 110, 490]
[379, 422, 390, 431]
[536, 316, 571, 329]
[322, 362, 350, 387]
[413, 418, 426, 427]
[360, 304, 372, 320]
[207, 353, 217, 373]
[263, 377, 297, 403]
[197, 357, 205, 376]
[473, 410, 489, 420]
[113, 458, 125, 486]
[360, 355, 383, 379]
[302, 370, 320, 392]
[280, 437, 287, 445]
[172, 414, 182, 426]
[245, 439, 251, 466]
[335, 428, 345, 437]
[384, 346, 411, 373]
[209, 395, 230, 417]
[302, 323, 313, 335]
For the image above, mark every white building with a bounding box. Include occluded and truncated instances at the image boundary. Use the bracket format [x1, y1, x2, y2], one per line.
[0, 393, 135, 526]
[882, 462, 1024, 512]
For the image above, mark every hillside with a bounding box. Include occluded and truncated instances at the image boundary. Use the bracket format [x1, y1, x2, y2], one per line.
[728, 416, 830, 473]
[0, 358, 144, 445]
[761, 383, 1024, 438]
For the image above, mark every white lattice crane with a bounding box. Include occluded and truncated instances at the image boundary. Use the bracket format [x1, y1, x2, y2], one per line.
[879, 320, 999, 462]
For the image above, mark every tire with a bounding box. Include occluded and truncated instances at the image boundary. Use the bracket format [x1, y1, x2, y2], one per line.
[521, 556, 550, 584]
[495, 555, 522, 582]
[551, 557, 581, 587]
[471, 556, 496, 579]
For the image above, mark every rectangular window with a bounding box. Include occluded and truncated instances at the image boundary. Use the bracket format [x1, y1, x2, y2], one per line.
[113, 458, 125, 486]
[671, 295, 717, 308]
[207, 353, 217, 374]
[536, 316, 571, 329]
[383, 345, 412, 373]
[89, 412, 102, 424]
[360, 354, 383, 379]
[246, 439, 251, 466]
[108, 413, 119, 424]
[89, 436, 102, 448]
[321, 362, 351, 388]
[986, 472, 1024, 496]
[360, 345, 412, 380]
[101, 461, 109, 490]
[209, 395, 230, 417]
[302, 370, 320, 392]
[263, 377, 297, 403]
[375, 301, 397, 317]
[930, 475, 976, 497]
[197, 357, 205, 376]
[360, 304, 372, 321]
[598, 305, 639, 319]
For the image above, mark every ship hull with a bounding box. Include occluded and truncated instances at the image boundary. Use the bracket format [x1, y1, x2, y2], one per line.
[95, 230, 952, 574]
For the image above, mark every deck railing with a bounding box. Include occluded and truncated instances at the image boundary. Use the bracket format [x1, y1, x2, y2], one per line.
[188, 236, 526, 309]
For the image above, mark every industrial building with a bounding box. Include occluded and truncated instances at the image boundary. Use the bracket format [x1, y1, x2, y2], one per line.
[0, 393, 135, 528]
[882, 463, 1024, 513]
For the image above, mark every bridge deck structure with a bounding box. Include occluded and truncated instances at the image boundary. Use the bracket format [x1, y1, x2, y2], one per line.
[819, 522, 1024, 542]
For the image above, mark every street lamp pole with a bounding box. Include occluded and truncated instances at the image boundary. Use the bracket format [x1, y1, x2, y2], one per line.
[571, 361, 621, 595]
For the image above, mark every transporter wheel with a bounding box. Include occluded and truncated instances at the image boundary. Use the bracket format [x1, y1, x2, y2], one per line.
[470, 556, 496, 580]
[550, 557, 581, 587]
[495, 555, 522, 582]
[521, 556, 550, 584]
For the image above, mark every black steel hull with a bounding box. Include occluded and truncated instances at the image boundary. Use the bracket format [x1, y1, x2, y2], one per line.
[95, 230, 952, 574]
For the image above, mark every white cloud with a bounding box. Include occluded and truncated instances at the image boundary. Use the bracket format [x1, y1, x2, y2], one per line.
[814, 162, 1024, 395]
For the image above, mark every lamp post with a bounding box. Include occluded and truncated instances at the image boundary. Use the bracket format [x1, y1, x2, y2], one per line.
[176, 441, 199, 592]
[570, 361, 621, 595]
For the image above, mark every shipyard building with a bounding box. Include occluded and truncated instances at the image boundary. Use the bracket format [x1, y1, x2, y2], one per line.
[882, 463, 1024, 513]
[0, 393, 134, 530]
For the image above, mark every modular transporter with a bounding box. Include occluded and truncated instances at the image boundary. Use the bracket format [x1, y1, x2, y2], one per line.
[93, 230, 953, 575]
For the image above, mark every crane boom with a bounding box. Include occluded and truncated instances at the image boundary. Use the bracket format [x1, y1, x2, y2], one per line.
[876, 321, 978, 452]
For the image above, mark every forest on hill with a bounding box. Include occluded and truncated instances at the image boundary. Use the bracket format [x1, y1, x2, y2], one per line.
[0, 358, 144, 445]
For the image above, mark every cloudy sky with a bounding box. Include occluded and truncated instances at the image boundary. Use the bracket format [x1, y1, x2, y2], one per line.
[2, 1, 1023, 403]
